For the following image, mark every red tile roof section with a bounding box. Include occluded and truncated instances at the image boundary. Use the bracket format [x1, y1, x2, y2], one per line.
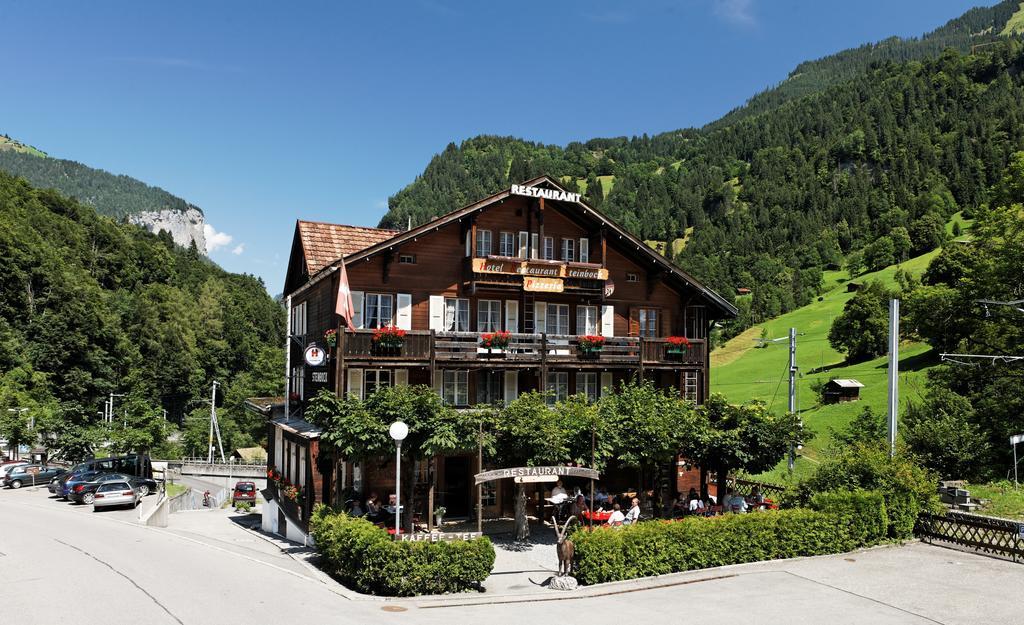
[297, 220, 399, 274]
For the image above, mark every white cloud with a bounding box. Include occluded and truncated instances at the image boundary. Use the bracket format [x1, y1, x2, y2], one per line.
[713, 0, 755, 26]
[231, 243, 245, 255]
[203, 224, 234, 253]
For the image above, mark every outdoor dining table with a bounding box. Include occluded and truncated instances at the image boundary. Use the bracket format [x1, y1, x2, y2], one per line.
[581, 509, 613, 523]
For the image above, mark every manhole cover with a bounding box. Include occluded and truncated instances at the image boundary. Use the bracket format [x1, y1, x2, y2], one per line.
[382, 606, 408, 612]
[844, 558, 856, 562]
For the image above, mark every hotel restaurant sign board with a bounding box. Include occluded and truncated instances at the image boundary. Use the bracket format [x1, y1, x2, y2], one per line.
[474, 465, 600, 485]
[471, 258, 609, 281]
[511, 184, 582, 204]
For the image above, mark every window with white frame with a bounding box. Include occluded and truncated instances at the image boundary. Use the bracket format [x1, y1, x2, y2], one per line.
[443, 370, 469, 406]
[476, 229, 492, 257]
[445, 298, 470, 331]
[683, 370, 699, 402]
[561, 239, 575, 262]
[290, 301, 307, 337]
[477, 300, 502, 332]
[576, 305, 599, 335]
[546, 372, 568, 404]
[638, 308, 658, 338]
[543, 236, 554, 260]
[499, 232, 516, 257]
[365, 293, 394, 329]
[546, 304, 569, 335]
[365, 369, 392, 398]
[576, 372, 599, 402]
[290, 366, 304, 400]
[476, 370, 504, 405]
[579, 238, 590, 263]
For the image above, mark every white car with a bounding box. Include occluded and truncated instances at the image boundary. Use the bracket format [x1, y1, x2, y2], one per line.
[92, 480, 140, 511]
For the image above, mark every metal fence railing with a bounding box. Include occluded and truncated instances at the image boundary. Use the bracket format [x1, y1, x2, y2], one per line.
[917, 511, 1024, 562]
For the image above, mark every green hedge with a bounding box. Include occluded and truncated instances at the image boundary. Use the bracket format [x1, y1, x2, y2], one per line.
[310, 505, 496, 596]
[572, 490, 887, 585]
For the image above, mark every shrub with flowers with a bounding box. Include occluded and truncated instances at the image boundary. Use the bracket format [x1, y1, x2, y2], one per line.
[665, 336, 691, 352]
[578, 335, 606, 352]
[371, 325, 406, 348]
[480, 330, 511, 350]
[267, 465, 304, 503]
[324, 328, 338, 347]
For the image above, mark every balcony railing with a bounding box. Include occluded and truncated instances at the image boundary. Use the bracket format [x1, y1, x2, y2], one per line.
[340, 330, 704, 367]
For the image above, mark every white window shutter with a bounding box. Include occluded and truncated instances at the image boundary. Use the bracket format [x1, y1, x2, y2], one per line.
[347, 368, 364, 400]
[505, 300, 519, 332]
[580, 238, 589, 263]
[519, 231, 528, 258]
[531, 233, 539, 259]
[601, 305, 614, 337]
[394, 369, 409, 387]
[600, 372, 614, 397]
[534, 301, 547, 334]
[428, 295, 444, 331]
[351, 291, 364, 329]
[503, 370, 518, 405]
[396, 293, 412, 330]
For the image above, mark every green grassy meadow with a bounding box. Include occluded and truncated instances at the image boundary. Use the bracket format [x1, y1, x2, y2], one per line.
[711, 249, 941, 483]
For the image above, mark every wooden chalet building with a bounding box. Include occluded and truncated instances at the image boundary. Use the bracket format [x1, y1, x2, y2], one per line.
[263, 176, 736, 539]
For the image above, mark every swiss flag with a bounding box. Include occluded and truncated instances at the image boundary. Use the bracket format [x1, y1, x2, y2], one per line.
[335, 261, 357, 332]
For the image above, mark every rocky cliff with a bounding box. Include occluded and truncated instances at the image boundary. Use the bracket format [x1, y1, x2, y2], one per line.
[129, 206, 207, 253]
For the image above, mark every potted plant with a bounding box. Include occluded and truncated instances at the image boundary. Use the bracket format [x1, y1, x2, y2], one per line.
[479, 330, 511, 356]
[434, 505, 447, 529]
[371, 325, 406, 355]
[665, 336, 691, 360]
[578, 334, 606, 358]
[324, 328, 338, 348]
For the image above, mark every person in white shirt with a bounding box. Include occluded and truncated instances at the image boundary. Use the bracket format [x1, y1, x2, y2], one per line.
[623, 498, 641, 525]
[549, 480, 568, 502]
[689, 497, 705, 513]
[607, 503, 625, 526]
[724, 488, 748, 513]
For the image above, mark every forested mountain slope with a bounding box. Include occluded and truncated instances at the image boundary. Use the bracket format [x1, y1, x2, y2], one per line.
[0, 172, 283, 459]
[382, 38, 1024, 339]
[0, 133, 207, 250]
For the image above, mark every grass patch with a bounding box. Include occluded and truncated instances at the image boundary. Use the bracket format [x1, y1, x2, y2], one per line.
[165, 482, 187, 498]
[968, 482, 1024, 520]
[1000, 2, 1024, 36]
[712, 249, 941, 482]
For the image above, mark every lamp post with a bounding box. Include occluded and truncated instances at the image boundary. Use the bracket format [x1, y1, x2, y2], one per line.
[389, 421, 408, 535]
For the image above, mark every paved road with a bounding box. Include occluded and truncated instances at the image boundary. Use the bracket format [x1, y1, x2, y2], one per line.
[1, 485, 1020, 624]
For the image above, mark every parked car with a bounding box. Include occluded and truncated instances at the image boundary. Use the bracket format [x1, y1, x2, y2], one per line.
[4, 465, 67, 489]
[61, 471, 103, 501]
[69, 473, 138, 505]
[232, 481, 257, 506]
[92, 480, 140, 511]
[0, 461, 29, 481]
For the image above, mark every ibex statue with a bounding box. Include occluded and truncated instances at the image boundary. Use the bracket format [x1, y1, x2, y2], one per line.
[554, 515, 577, 577]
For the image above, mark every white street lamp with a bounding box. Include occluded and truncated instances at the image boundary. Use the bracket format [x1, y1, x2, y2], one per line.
[389, 421, 409, 535]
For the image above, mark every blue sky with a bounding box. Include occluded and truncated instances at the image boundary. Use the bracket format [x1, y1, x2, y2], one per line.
[0, 0, 984, 292]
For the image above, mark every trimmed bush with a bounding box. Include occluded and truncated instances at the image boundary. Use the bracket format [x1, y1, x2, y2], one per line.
[572, 490, 886, 585]
[309, 505, 495, 596]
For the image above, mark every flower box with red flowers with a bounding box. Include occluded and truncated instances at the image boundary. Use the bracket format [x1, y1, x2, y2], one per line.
[324, 328, 338, 348]
[479, 331, 511, 354]
[578, 335, 606, 357]
[371, 325, 406, 354]
[665, 336, 691, 358]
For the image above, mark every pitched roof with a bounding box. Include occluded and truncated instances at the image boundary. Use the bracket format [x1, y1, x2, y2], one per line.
[296, 221, 398, 275]
[828, 379, 865, 388]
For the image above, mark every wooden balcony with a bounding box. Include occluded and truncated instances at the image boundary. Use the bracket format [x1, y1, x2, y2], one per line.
[340, 330, 705, 369]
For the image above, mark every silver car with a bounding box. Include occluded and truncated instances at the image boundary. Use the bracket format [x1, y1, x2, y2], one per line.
[92, 481, 139, 511]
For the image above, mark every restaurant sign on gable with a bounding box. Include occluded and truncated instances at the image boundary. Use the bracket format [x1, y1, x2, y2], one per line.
[511, 184, 582, 204]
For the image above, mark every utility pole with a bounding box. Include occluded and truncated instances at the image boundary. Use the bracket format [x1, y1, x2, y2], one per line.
[887, 299, 900, 458]
[207, 381, 226, 463]
[107, 393, 125, 424]
[788, 328, 797, 472]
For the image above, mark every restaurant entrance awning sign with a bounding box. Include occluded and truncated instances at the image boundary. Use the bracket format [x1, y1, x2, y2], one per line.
[474, 465, 599, 485]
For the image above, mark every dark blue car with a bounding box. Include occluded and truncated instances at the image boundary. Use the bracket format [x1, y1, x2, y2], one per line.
[58, 471, 102, 500]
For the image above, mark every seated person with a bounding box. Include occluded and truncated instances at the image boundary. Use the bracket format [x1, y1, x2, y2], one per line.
[594, 486, 610, 508]
[686, 487, 700, 503]
[386, 493, 397, 514]
[572, 493, 589, 518]
[724, 487, 748, 513]
[689, 496, 706, 513]
[607, 502, 625, 526]
[549, 479, 568, 502]
[672, 493, 688, 516]
[349, 499, 365, 517]
[365, 492, 384, 521]
[623, 497, 641, 525]
[749, 486, 765, 504]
